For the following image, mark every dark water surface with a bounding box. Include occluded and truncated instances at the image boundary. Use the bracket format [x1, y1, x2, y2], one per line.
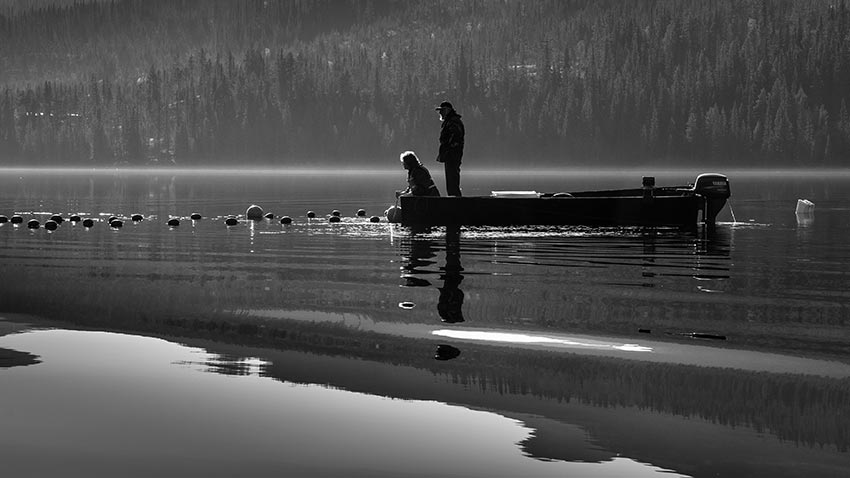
[1, 168, 850, 477]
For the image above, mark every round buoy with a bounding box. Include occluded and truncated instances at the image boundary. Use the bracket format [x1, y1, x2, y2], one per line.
[69, 215, 81, 223]
[398, 301, 415, 309]
[131, 214, 144, 222]
[45, 220, 58, 231]
[369, 216, 380, 223]
[331, 209, 341, 217]
[356, 209, 366, 217]
[0, 215, 8, 223]
[280, 216, 292, 225]
[385, 206, 402, 223]
[264, 212, 274, 220]
[225, 217, 239, 226]
[306, 210, 316, 218]
[50, 214, 64, 223]
[167, 218, 180, 227]
[190, 213, 202, 220]
[329, 216, 341, 223]
[27, 219, 40, 229]
[246, 204, 264, 220]
[110, 219, 124, 228]
[11, 215, 23, 224]
[82, 218, 95, 228]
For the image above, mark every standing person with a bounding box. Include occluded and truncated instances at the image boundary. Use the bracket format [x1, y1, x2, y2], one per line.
[435, 101, 465, 196]
[396, 151, 440, 197]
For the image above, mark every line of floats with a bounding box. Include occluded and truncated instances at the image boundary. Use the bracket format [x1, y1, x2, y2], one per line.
[0, 204, 384, 231]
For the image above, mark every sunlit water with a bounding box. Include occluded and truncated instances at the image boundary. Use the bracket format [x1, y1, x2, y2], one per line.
[2, 168, 850, 477]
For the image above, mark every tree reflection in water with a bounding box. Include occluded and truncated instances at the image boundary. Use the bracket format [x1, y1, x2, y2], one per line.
[0, 346, 41, 368]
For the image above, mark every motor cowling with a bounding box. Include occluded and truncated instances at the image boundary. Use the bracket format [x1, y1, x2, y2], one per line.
[694, 173, 730, 199]
[693, 173, 730, 226]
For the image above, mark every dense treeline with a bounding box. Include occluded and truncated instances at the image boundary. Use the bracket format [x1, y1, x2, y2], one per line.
[0, 0, 101, 14]
[1, 0, 849, 167]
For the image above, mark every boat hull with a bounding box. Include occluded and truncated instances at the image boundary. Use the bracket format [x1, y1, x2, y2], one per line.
[399, 195, 703, 228]
[393, 174, 730, 228]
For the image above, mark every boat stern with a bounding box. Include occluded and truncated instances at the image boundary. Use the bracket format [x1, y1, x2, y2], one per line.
[693, 173, 730, 225]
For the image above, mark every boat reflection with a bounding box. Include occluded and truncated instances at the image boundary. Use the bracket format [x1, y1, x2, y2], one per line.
[395, 224, 732, 332]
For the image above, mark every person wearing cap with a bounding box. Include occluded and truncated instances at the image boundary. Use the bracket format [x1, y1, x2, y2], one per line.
[435, 101, 465, 196]
[395, 151, 441, 198]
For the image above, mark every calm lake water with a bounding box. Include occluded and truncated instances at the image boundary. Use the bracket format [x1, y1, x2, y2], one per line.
[1, 168, 850, 478]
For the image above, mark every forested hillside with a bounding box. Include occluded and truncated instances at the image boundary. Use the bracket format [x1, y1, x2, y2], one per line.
[1, 0, 848, 168]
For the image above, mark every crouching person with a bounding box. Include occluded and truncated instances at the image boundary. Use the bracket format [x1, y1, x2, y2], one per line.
[396, 151, 440, 198]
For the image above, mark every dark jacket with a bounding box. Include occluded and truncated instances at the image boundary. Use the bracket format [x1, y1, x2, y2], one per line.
[437, 112, 464, 163]
[406, 164, 440, 196]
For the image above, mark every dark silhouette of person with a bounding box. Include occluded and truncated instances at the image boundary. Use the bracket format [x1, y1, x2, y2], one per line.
[435, 101, 465, 197]
[437, 226, 464, 323]
[395, 151, 440, 198]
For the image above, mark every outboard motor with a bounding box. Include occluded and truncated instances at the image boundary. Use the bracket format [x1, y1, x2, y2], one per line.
[693, 173, 730, 226]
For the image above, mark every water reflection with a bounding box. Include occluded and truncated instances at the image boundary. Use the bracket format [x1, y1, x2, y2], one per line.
[434, 344, 461, 361]
[400, 237, 435, 287]
[176, 353, 269, 376]
[395, 224, 735, 337]
[0, 346, 41, 368]
[796, 211, 815, 228]
[398, 226, 467, 324]
[431, 329, 652, 353]
[4, 170, 850, 476]
[4, 307, 850, 475]
[639, 226, 731, 281]
[438, 226, 465, 323]
[1, 327, 693, 478]
[641, 228, 657, 282]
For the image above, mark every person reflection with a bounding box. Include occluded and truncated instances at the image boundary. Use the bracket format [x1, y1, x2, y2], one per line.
[400, 236, 436, 288]
[438, 226, 465, 323]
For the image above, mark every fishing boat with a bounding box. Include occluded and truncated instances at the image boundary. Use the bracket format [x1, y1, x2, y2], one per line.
[387, 173, 730, 228]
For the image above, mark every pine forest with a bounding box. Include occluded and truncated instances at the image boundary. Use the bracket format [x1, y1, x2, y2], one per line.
[0, 0, 849, 168]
